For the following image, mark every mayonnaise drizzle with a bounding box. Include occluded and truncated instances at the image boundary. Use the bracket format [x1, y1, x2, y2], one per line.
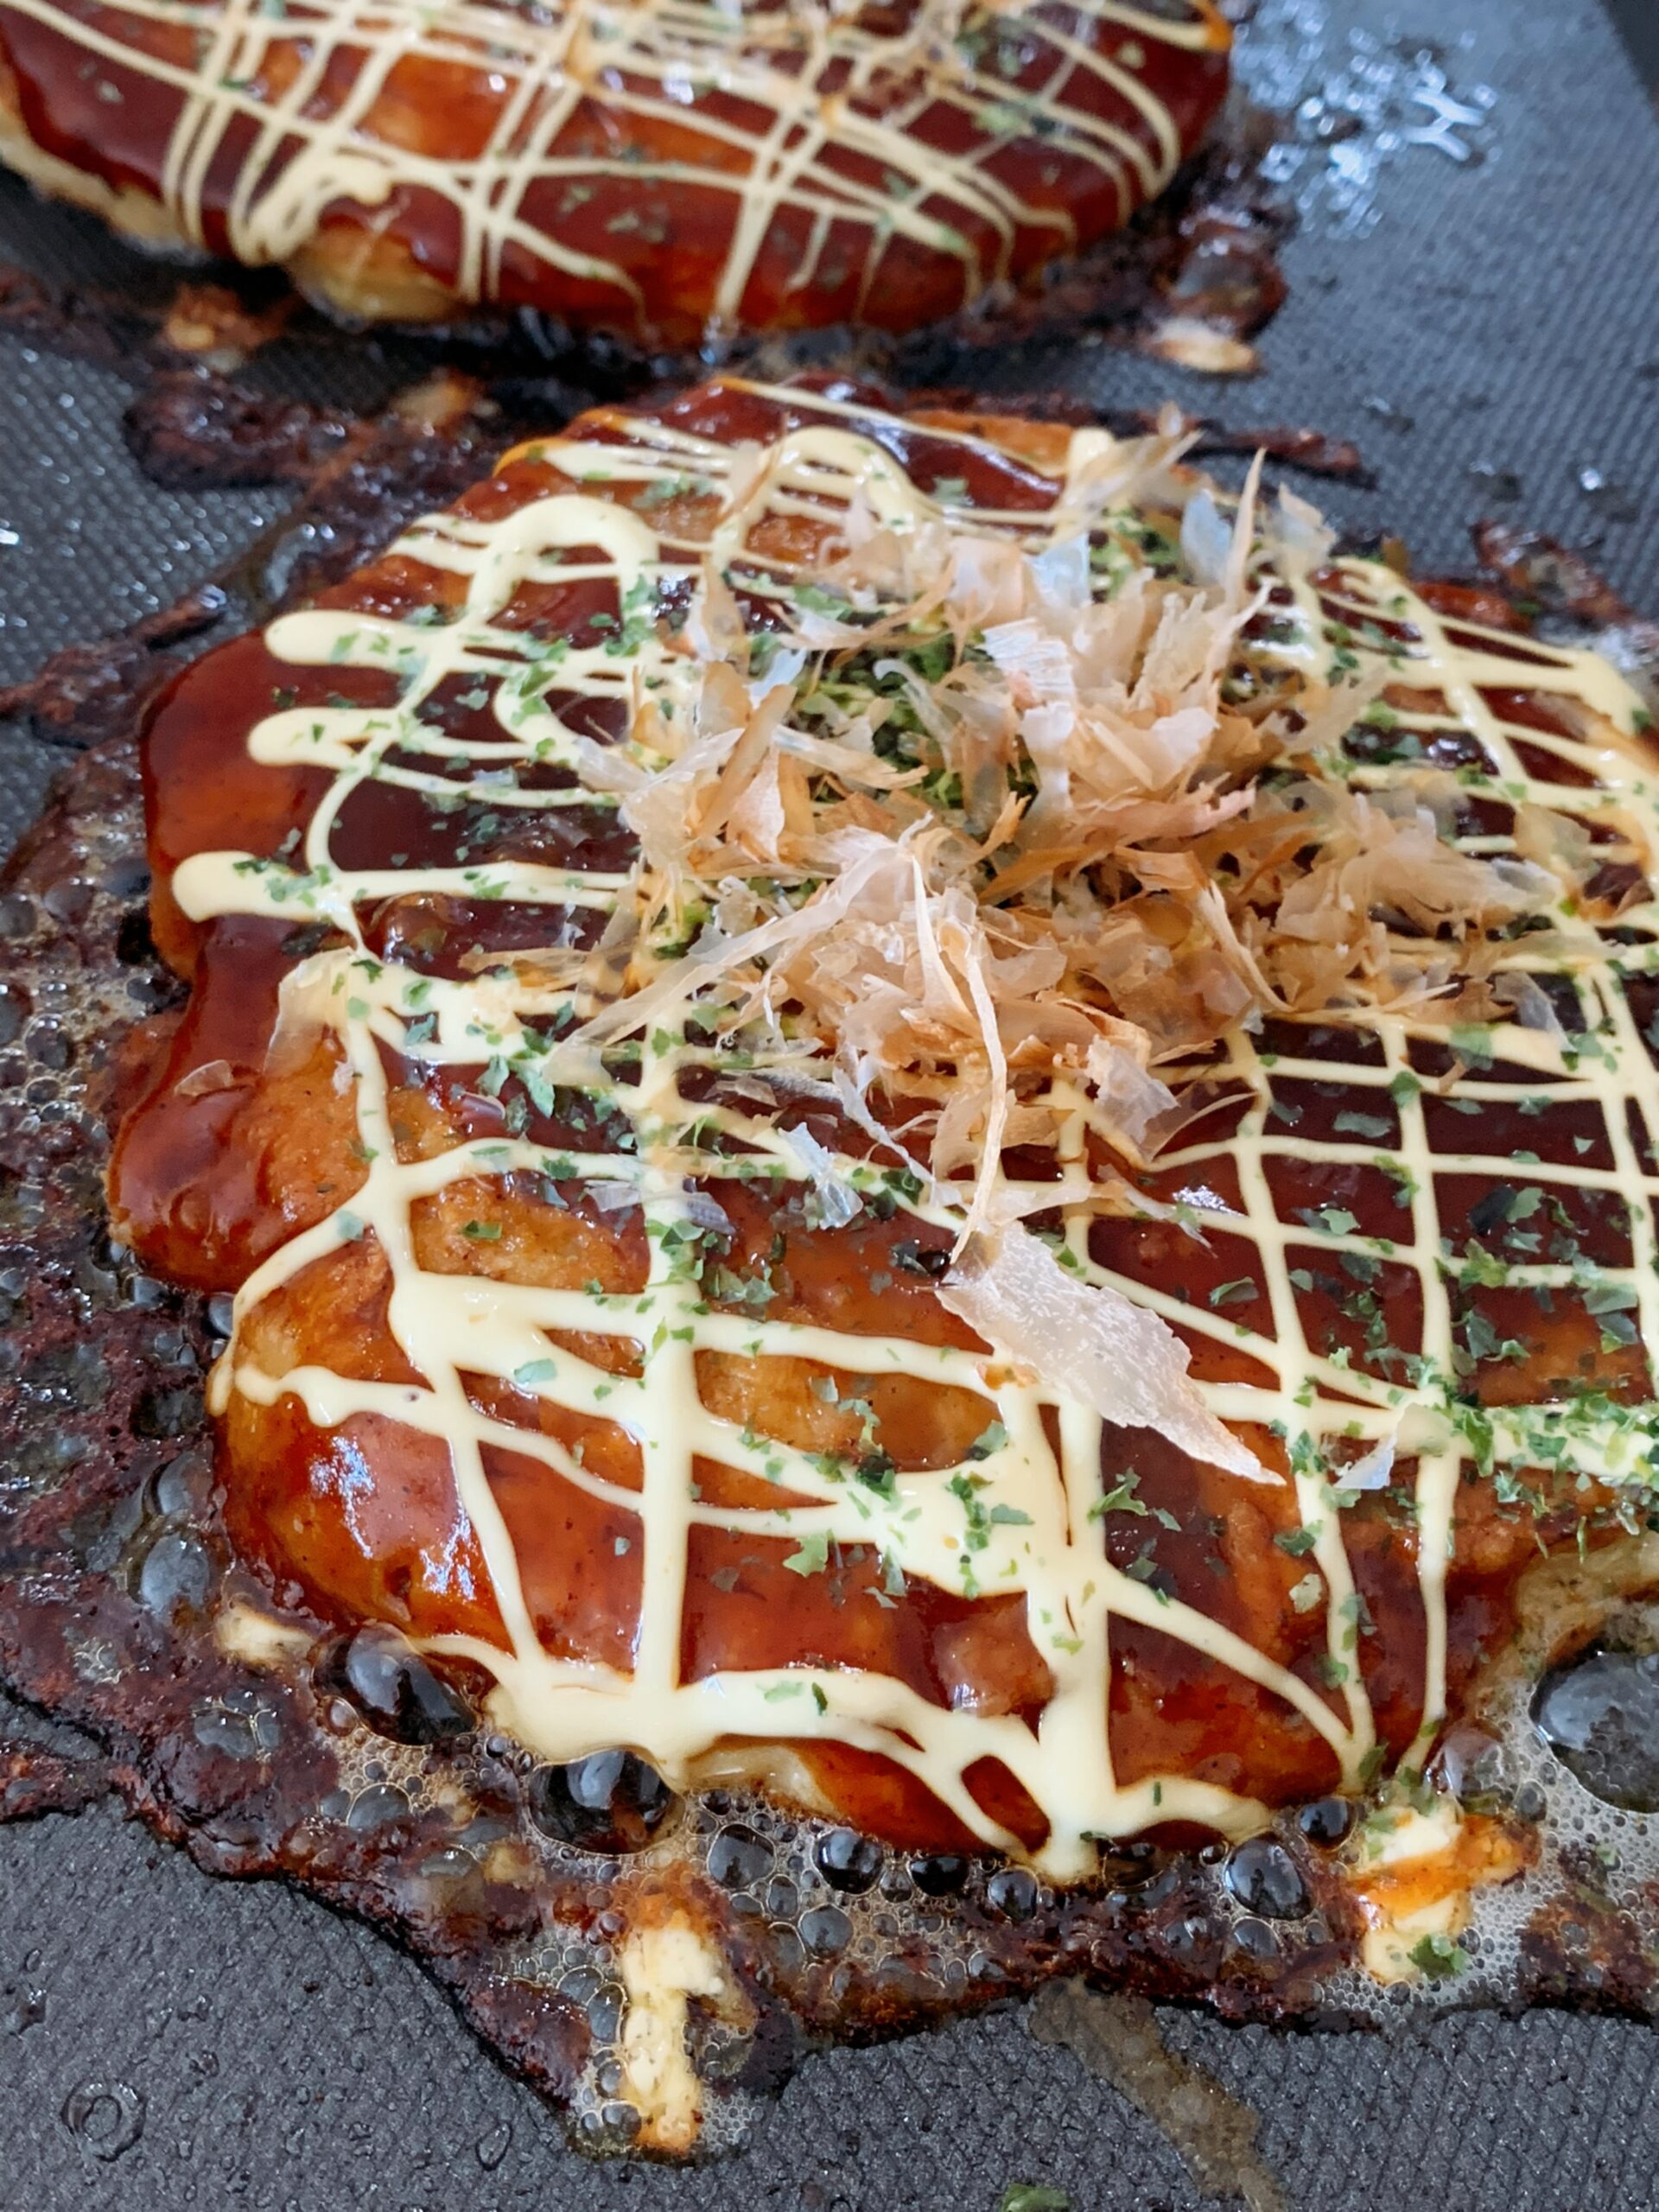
[1, 0, 1223, 330]
[179, 380, 1659, 1880]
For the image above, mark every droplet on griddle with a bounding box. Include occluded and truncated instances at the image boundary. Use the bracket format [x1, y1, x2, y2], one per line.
[1165, 1913, 1218, 1967]
[1297, 1796, 1355, 1847]
[137, 1531, 213, 1618]
[320, 1623, 476, 1745]
[474, 2120, 512, 2171]
[1433, 1722, 1515, 1811]
[909, 1852, 969, 1897]
[346, 1783, 410, 1831]
[1098, 1837, 1166, 1890]
[814, 1827, 883, 1894]
[764, 1874, 798, 1920]
[986, 1866, 1039, 1921]
[524, 1749, 676, 1852]
[101, 852, 150, 899]
[1227, 1916, 1281, 1963]
[60, 2080, 145, 2161]
[1223, 1838, 1309, 1920]
[584, 1980, 626, 2043]
[417, 1846, 474, 1883]
[1577, 467, 1639, 523]
[152, 1447, 213, 1519]
[799, 1904, 853, 1958]
[41, 877, 92, 925]
[708, 1823, 771, 1890]
[1534, 1647, 1659, 1811]
[24, 1020, 73, 1071]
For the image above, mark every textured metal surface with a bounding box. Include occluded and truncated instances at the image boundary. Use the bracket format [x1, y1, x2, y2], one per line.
[2, 1, 1659, 2205]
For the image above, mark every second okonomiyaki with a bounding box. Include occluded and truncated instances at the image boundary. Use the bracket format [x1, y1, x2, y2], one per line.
[0, 0, 1231, 340]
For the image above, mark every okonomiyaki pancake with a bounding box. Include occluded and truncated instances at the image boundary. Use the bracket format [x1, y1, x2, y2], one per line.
[0, 0, 1230, 340]
[8, 373, 1659, 2153]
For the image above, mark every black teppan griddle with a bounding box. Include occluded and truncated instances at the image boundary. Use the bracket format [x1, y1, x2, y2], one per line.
[3, 3, 1659, 2205]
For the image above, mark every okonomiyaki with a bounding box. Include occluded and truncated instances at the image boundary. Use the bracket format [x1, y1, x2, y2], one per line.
[0, 0, 1230, 340]
[5, 374, 1659, 2154]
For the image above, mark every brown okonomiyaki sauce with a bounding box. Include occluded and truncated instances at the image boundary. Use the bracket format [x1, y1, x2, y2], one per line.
[87, 366, 1659, 2106]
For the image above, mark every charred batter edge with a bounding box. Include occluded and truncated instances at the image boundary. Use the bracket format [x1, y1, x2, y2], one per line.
[3, 396, 1659, 2161]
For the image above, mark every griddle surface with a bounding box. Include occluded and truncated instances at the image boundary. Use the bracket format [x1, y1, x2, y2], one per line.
[3, 3, 1658, 2204]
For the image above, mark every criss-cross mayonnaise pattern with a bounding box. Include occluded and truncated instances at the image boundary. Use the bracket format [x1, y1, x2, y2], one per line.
[1, 0, 1224, 327]
[171, 381, 1658, 1878]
